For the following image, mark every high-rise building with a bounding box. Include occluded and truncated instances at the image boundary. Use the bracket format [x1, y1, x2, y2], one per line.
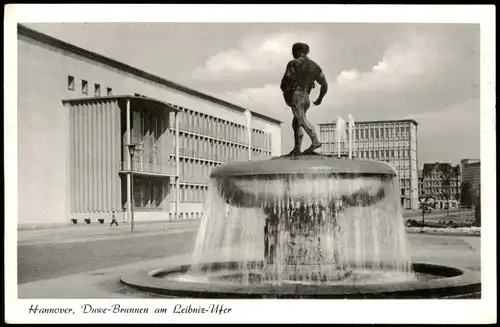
[461, 159, 481, 190]
[418, 163, 461, 209]
[318, 119, 419, 209]
[17, 24, 282, 226]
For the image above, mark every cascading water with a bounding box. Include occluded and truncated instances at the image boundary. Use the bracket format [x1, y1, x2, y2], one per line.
[120, 156, 481, 299]
[188, 159, 415, 286]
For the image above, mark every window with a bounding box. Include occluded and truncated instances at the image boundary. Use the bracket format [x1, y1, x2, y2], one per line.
[68, 75, 75, 90]
[94, 83, 101, 96]
[81, 80, 88, 94]
[107, 87, 113, 95]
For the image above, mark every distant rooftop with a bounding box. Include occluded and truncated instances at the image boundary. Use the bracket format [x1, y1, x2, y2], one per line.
[18, 24, 282, 126]
[318, 119, 419, 126]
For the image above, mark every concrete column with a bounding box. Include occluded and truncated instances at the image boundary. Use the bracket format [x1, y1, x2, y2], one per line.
[175, 111, 180, 219]
[347, 114, 354, 159]
[245, 110, 252, 160]
[126, 99, 132, 224]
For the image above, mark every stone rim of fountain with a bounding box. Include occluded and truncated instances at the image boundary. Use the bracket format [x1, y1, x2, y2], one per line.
[210, 156, 397, 178]
[120, 258, 481, 299]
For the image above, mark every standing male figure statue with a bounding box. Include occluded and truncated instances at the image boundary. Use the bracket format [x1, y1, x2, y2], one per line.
[281, 42, 328, 156]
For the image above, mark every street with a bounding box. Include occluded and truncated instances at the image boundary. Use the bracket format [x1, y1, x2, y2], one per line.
[18, 220, 480, 286]
[18, 222, 199, 284]
[403, 209, 475, 221]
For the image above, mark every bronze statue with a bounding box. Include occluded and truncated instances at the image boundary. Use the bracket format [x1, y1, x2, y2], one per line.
[281, 42, 328, 156]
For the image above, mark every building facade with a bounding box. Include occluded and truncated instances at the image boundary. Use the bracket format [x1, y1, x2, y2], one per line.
[418, 163, 461, 209]
[461, 159, 481, 190]
[17, 24, 282, 225]
[318, 119, 419, 209]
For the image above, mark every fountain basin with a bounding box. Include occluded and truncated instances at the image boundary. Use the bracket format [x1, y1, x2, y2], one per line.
[120, 257, 481, 299]
[120, 155, 481, 299]
[211, 156, 397, 178]
[212, 156, 396, 207]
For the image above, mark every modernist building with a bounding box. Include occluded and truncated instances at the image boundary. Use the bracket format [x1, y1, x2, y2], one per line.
[17, 24, 282, 226]
[461, 159, 481, 190]
[418, 163, 461, 209]
[318, 119, 419, 210]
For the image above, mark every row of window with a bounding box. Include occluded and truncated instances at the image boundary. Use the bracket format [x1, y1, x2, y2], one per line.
[130, 179, 213, 208]
[132, 178, 164, 210]
[176, 133, 271, 163]
[176, 184, 209, 203]
[419, 188, 460, 195]
[179, 159, 220, 183]
[399, 178, 412, 188]
[422, 175, 460, 181]
[420, 181, 460, 187]
[356, 141, 411, 148]
[322, 142, 413, 155]
[68, 75, 113, 96]
[320, 125, 412, 142]
[169, 106, 272, 150]
[355, 149, 412, 159]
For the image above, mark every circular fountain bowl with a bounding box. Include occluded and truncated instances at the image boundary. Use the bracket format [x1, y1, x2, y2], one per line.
[210, 155, 397, 178]
[210, 156, 397, 208]
[120, 257, 481, 299]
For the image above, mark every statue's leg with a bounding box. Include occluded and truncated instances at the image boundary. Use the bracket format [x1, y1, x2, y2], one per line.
[293, 92, 321, 154]
[283, 92, 303, 156]
[285, 117, 303, 156]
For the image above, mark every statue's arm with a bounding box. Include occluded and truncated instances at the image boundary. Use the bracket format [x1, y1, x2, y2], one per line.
[280, 61, 293, 93]
[313, 72, 328, 105]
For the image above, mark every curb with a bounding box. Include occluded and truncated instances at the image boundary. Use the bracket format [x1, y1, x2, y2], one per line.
[18, 219, 201, 231]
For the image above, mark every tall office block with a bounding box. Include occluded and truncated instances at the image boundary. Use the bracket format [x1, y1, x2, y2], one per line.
[461, 159, 481, 190]
[318, 119, 419, 209]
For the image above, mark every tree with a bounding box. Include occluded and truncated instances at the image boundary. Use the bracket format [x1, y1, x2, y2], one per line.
[460, 181, 475, 208]
[419, 195, 435, 228]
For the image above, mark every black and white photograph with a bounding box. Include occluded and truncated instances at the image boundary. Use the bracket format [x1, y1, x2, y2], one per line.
[4, 4, 496, 324]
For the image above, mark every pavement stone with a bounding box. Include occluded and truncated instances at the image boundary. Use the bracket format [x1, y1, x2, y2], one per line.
[17, 233, 482, 299]
[18, 220, 201, 245]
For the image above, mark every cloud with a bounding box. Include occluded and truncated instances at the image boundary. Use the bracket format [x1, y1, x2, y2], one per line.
[190, 31, 326, 85]
[212, 83, 289, 121]
[191, 24, 479, 165]
[405, 98, 480, 167]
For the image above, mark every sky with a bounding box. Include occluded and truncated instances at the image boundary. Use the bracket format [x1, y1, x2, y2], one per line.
[26, 22, 480, 167]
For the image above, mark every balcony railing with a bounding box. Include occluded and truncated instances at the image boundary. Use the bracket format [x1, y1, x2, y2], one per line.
[121, 160, 176, 176]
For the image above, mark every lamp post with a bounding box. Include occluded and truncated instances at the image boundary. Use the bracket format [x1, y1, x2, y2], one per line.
[127, 143, 137, 233]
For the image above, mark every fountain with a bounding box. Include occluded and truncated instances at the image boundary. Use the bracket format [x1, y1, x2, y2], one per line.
[121, 116, 480, 299]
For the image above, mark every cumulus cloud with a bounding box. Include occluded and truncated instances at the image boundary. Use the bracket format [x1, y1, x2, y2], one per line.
[190, 24, 479, 164]
[404, 98, 480, 166]
[190, 31, 327, 85]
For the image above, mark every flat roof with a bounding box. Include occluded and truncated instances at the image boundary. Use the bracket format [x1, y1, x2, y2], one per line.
[62, 95, 180, 113]
[318, 119, 419, 126]
[18, 24, 282, 125]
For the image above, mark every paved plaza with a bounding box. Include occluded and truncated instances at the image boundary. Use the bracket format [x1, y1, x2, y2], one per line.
[17, 220, 480, 298]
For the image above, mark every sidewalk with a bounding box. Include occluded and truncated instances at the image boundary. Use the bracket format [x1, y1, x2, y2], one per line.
[17, 233, 482, 299]
[18, 219, 201, 245]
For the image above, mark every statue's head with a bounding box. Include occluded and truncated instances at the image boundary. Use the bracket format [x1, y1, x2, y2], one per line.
[292, 42, 310, 59]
